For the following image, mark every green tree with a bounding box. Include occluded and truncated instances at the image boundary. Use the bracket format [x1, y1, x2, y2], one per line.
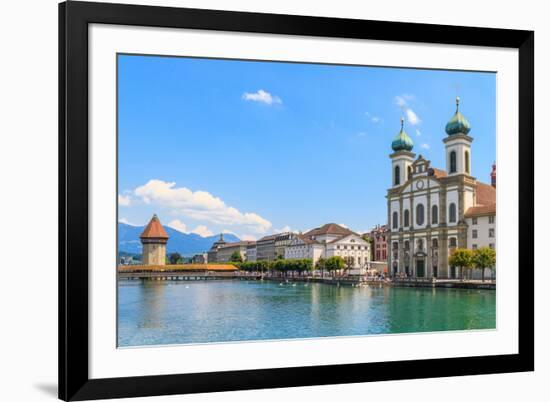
[448, 248, 473, 280]
[472, 247, 496, 282]
[273, 259, 286, 277]
[325, 256, 345, 277]
[316, 257, 326, 278]
[257, 260, 269, 275]
[343, 256, 355, 275]
[299, 259, 313, 277]
[229, 251, 243, 263]
[169, 252, 182, 265]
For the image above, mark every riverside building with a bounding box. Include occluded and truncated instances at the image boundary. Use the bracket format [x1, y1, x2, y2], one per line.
[256, 234, 277, 261]
[387, 98, 496, 279]
[285, 223, 370, 268]
[216, 241, 254, 262]
[370, 224, 389, 262]
[207, 234, 226, 263]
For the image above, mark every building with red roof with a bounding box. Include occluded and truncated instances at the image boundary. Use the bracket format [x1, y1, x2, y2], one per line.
[387, 97, 496, 279]
[140, 214, 169, 266]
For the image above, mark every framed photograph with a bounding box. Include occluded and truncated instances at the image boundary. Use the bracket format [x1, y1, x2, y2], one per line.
[59, 1, 534, 400]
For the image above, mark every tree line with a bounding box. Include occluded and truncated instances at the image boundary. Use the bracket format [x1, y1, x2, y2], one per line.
[233, 256, 350, 277]
[448, 247, 496, 281]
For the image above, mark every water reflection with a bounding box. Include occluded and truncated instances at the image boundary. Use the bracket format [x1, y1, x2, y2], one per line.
[117, 280, 496, 347]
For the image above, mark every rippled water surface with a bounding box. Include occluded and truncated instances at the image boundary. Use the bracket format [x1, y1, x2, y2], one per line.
[117, 280, 496, 347]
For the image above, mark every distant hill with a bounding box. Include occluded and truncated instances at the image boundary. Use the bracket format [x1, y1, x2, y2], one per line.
[118, 222, 240, 257]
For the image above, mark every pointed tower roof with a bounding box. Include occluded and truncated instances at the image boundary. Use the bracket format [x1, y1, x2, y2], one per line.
[140, 214, 169, 239]
[391, 117, 414, 152]
[445, 97, 471, 135]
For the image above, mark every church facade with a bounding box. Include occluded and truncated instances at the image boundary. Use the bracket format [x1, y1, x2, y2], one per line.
[387, 98, 496, 279]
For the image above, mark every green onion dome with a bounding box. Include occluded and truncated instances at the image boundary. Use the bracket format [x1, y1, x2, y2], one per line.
[445, 97, 471, 135]
[391, 117, 414, 152]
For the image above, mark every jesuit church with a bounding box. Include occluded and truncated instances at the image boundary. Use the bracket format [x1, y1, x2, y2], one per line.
[387, 98, 496, 279]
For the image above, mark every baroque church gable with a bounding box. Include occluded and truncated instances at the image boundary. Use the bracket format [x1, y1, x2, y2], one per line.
[387, 97, 496, 280]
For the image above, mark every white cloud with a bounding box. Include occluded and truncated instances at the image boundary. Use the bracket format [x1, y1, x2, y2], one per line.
[357, 132, 367, 137]
[339, 223, 350, 229]
[167, 219, 188, 233]
[242, 89, 282, 105]
[406, 109, 421, 126]
[240, 234, 258, 241]
[191, 225, 213, 237]
[365, 112, 381, 123]
[415, 129, 422, 137]
[394, 94, 415, 107]
[395, 94, 421, 126]
[133, 179, 272, 234]
[421, 143, 430, 149]
[118, 194, 131, 206]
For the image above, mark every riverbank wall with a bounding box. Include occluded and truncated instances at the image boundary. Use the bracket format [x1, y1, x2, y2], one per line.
[117, 267, 495, 290]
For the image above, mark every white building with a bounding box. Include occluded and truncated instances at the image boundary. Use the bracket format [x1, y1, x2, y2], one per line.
[387, 98, 496, 279]
[285, 223, 370, 268]
[246, 242, 257, 262]
[465, 193, 496, 279]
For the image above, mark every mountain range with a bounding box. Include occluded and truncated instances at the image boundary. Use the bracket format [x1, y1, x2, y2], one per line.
[118, 222, 240, 257]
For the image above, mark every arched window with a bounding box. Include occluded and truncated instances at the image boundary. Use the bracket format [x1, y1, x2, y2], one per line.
[416, 204, 425, 226]
[450, 150, 457, 173]
[449, 203, 457, 223]
[432, 205, 438, 224]
[392, 211, 398, 229]
[404, 209, 410, 227]
[407, 166, 412, 180]
[465, 150, 470, 174]
[394, 165, 400, 186]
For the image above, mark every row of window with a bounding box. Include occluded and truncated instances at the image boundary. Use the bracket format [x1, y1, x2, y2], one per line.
[393, 150, 470, 187]
[472, 243, 495, 250]
[391, 237, 457, 252]
[472, 228, 495, 238]
[392, 203, 457, 229]
[471, 216, 495, 225]
[449, 150, 470, 174]
[336, 245, 366, 250]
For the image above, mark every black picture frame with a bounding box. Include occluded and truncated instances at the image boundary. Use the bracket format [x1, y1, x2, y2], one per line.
[59, 1, 534, 400]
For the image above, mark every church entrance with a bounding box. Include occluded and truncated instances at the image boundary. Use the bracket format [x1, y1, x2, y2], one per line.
[416, 259, 425, 278]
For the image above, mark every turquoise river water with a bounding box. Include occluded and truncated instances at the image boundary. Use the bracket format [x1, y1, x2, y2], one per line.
[117, 279, 496, 347]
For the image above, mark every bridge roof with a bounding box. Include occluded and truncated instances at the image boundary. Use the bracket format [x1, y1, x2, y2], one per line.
[118, 264, 238, 272]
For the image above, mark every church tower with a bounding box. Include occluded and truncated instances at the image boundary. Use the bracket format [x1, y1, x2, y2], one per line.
[390, 117, 415, 187]
[443, 97, 473, 176]
[140, 214, 169, 266]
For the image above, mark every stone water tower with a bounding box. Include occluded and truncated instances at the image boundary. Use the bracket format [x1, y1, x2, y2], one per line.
[140, 214, 169, 266]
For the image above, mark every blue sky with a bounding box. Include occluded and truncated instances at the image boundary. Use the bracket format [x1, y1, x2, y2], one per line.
[118, 54, 496, 239]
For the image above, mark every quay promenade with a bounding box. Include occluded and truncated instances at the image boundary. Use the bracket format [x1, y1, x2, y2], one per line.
[117, 265, 495, 289]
